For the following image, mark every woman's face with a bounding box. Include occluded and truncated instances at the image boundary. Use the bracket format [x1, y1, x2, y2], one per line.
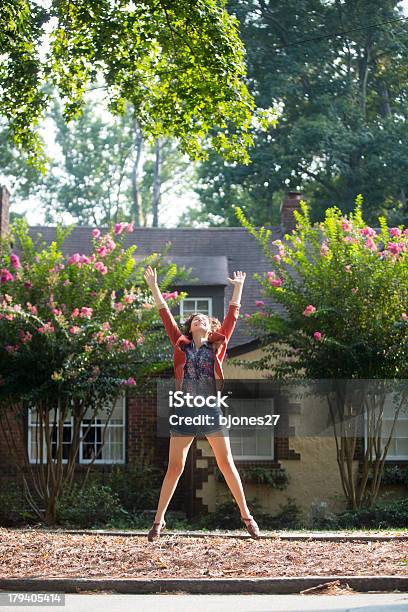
[190, 313, 211, 334]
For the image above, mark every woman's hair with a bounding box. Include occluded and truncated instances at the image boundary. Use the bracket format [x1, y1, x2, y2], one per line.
[182, 312, 221, 340]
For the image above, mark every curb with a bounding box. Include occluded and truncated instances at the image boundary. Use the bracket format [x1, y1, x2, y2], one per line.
[15, 528, 408, 542]
[0, 576, 407, 594]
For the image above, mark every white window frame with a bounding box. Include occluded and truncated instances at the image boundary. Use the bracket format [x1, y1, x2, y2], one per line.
[226, 398, 275, 461]
[363, 395, 408, 461]
[79, 393, 126, 465]
[28, 394, 126, 465]
[180, 297, 213, 323]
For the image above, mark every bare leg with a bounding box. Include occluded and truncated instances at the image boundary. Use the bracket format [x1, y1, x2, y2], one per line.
[205, 433, 252, 519]
[153, 434, 195, 523]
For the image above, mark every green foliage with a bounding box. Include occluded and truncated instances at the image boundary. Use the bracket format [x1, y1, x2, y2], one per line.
[192, 0, 408, 226]
[0, 483, 37, 526]
[335, 497, 408, 529]
[0, 0, 263, 167]
[106, 459, 163, 513]
[193, 496, 303, 529]
[232, 195, 408, 379]
[56, 481, 128, 528]
[214, 464, 289, 488]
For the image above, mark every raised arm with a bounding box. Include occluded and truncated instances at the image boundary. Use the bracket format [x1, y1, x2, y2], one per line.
[219, 270, 246, 342]
[143, 265, 182, 347]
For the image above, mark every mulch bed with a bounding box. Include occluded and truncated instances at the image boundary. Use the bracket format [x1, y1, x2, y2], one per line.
[0, 528, 407, 579]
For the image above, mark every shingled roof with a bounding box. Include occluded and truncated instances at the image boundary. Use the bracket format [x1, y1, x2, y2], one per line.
[25, 225, 284, 350]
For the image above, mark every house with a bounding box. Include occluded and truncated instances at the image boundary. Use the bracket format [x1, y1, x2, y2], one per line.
[0, 187, 406, 520]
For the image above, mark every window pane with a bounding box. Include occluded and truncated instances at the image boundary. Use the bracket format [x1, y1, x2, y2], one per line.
[256, 430, 273, 456]
[396, 438, 408, 457]
[197, 300, 209, 313]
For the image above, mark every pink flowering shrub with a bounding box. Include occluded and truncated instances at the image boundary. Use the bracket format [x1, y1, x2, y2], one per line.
[235, 194, 407, 379]
[0, 218, 185, 524]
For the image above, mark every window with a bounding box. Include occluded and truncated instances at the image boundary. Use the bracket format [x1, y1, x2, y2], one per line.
[227, 398, 275, 460]
[28, 406, 73, 464]
[364, 395, 408, 460]
[80, 394, 126, 464]
[28, 394, 126, 464]
[180, 297, 212, 323]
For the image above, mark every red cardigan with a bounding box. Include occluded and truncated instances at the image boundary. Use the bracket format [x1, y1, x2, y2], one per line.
[158, 301, 240, 391]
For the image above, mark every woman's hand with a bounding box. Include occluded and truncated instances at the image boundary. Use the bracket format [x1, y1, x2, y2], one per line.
[227, 271, 246, 286]
[143, 265, 158, 289]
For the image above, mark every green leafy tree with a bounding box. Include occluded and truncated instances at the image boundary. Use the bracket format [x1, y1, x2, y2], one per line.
[0, 0, 260, 168]
[0, 219, 190, 524]
[191, 0, 408, 226]
[233, 195, 408, 508]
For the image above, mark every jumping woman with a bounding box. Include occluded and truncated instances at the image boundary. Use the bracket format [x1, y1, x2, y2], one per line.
[143, 265, 260, 541]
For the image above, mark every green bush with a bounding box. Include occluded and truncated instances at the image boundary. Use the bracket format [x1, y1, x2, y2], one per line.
[56, 481, 129, 528]
[335, 497, 408, 529]
[0, 484, 36, 526]
[192, 496, 303, 530]
[106, 461, 163, 513]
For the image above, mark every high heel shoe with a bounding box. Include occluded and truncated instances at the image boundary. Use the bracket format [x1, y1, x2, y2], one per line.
[147, 519, 166, 542]
[241, 514, 260, 539]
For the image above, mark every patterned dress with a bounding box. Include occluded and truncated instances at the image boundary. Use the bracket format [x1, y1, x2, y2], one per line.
[170, 338, 227, 437]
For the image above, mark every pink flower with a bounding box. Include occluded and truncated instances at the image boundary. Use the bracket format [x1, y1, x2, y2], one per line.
[267, 271, 276, 279]
[102, 322, 110, 330]
[24, 280, 33, 289]
[67, 253, 82, 265]
[80, 307, 93, 318]
[341, 218, 353, 232]
[360, 226, 376, 238]
[114, 223, 125, 235]
[122, 339, 136, 351]
[364, 238, 377, 251]
[0, 269, 14, 283]
[124, 377, 137, 386]
[10, 253, 22, 269]
[255, 300, 265, 307]
[125, 222, 134, 232]
[51, 308, 62, 316]
[94, 261, 108, 275]
[92, 229, 101, 239]
[5, 344, 19, 354]
[114, 302, 125, 312]
[387, 242, 405, 256]
[63, 279, 71, 286]
[137, 335, 145, 344]
[351, 287, 358, 294]
[303, 305, 316, 316]
[69, 326, 81, 334]
[244, 313, 251, 318]
[404, 228, 408, 236]
[313, 331, 322, 341]
[124, 294, 135, 304]
[273, 254, 281, 262]
[37, 322, 55, 334]
[96, 246, 108, 258]
[102, 236, 116, 252]
[320, 243, 329, 256]
[162, 291, 179, 300]
[19, 329, 32, 343]
[390, 227, 402, 238]
[270, 278, 283, 287]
